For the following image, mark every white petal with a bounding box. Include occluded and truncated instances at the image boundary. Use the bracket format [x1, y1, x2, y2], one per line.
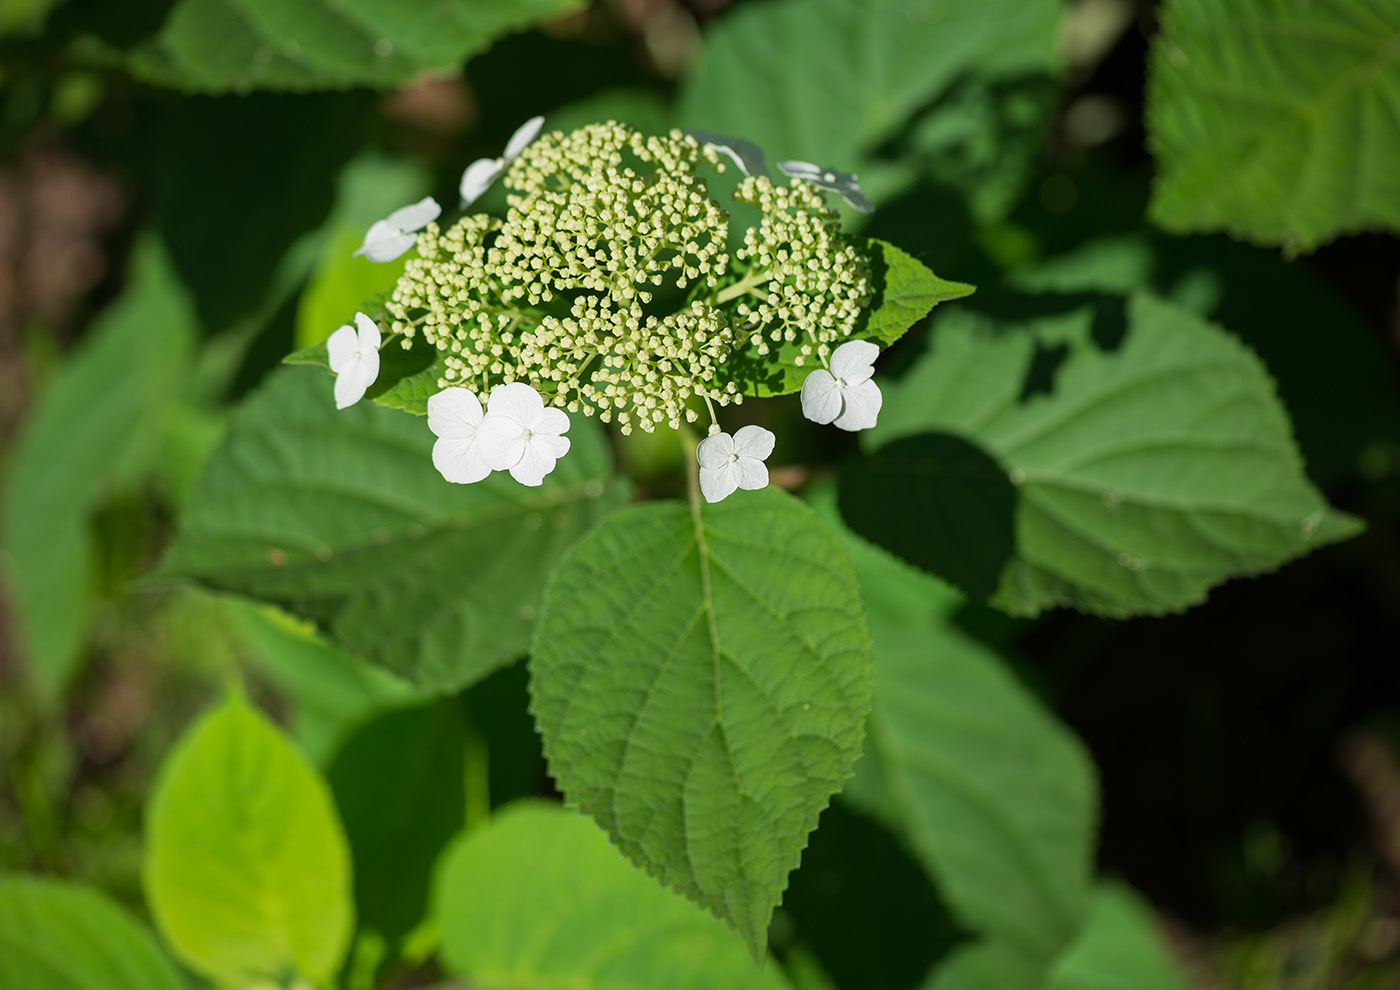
[475, 412, 528, 471]
[800, 369, 843, 424]
[503, 115, 545, 162]
[699, 463, 739, 503]
[696, 432, 736, 470]
[833, 378, 882, 432]
[354, 312, 382, 352]
[532, 433, 570, 460]
[777, 160, 823, 181]
[459, 158, 503, 206]
[433, 435, 491, 484]
[384, 196, 441, 234]
[688, 130, 769, 177]
[840, 185, 875, 214]
[508, 440, 558, 487]
[334, 361, 369, 409]
[326, 324, 359, 374]
[360, 225, 418, 263]
[531, 404, 571, 438]
[356, 346, 380, 393]
[427, 387, 484, 440]
[735, 456, 769, 491]
[829, 339, 878, 384]
[486, 381, 545, 425]
[732, 424, 775, 461]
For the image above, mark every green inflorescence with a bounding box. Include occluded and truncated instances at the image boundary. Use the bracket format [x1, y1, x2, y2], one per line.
[386, 121, 871, 434]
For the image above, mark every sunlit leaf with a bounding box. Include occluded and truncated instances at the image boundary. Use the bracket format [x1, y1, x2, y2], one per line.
[162, 365, 626, 691]
[125, 0, 588, 93]
[1147, 0, 1400, 251]
[531, 488, 872, 958]
[850, 294, 1363, 617]
[435, 802, 792, 989]
[825, 498, 1096, 990]
[143, 691, 353, 985]
[0, 877, 183, 990]
[1045, 884, 1190, 990]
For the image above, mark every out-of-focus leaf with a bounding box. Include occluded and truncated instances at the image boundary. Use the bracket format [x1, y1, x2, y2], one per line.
[679, 0, 1062, 201]
[161, 365, 626, 692]
[327, 699, 470, 951]
[144, 691, 353, 986]
[851, 294, 1363, 617]
[820, 491, 1096, 989]
[1, 235, 195, 705]
[0, 876, 184, 990]
[434, 802, 794, 989]
[232, 601, 421, 764]
[531, 488, 871, 959]
[1044, 884, 1190, 990]
[150, 92, 370, 335]
[122, 0, 587, 92]
[1147, 0, 1400, 251]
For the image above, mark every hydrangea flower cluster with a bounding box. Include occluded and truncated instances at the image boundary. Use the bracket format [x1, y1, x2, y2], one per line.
[329, 121, 890, 498]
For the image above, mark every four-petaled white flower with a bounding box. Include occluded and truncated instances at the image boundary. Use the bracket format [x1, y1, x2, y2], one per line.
[686, 130, 768, 177]
[326, 312, 381, 409]
[800, 339, 882, 431]
[459, 115, 546, 208]
[428, 388, 492, 484]
[696, 425, 776, 503]
[776, 160, 874, 214]
[354, 196, 442, 263]
[475, 382, 572, 486]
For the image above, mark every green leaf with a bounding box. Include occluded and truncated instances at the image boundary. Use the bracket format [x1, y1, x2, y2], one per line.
[231, 600, 422, 764]
[435, 801, 793, 989]
[725, 239, 972, 398]
[850, 293, 1363, 617]
[1, 235, 195, 705]
[162, 365, 627, 692]
[326, 700, 470, 950]
[1044, 884, 1190, 990]
[826, 499, 1096, 988]
[530, 488, 872, 958]
[863, 239, 975, 347]
[0, 876, 184, 990]
[678, 0, 1061, 182]
[125, 0, 588, 93]
[1147, 0, 1400, 251]
[143, 691, 353, 986]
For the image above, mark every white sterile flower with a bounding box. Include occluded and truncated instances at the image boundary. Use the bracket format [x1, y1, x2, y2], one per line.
[326, 312, 381, 409]
[801, 339, 883, 431]
[776, 160, 874, 214]
[686, 129, 768, 177]
[459, 115, 546, 207]
[354, 196, 442, 263]
[428, 388, 491, 484]
[696, 425, 775, 503]
[475, 381, 571, 486]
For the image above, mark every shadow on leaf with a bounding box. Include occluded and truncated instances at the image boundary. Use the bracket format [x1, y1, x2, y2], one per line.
[838, 432, 1017, 602]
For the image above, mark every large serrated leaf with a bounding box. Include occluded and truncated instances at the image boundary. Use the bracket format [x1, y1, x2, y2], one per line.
[161, 365, 627, 692]
[825, 498, 1096, 990]
[847, 293, 1363, 618]
[125, 0, 587, 93]
[678, 0, 1062, 173]
[0, 877, 184, 990]
[1147, 0, 1400, 251]
[435, 802, 793, 988]
[530, 488, 872, 959]
[143, 692, 353, 986]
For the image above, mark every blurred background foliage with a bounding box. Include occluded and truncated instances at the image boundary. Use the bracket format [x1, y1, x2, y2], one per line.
[0, 0, 1398, 988]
